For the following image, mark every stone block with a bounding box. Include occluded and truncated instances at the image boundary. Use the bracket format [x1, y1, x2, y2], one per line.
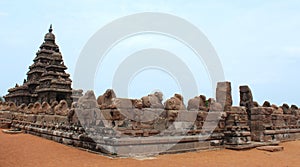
[256, 146, 284, 152]
[140, 109, 160, 122]
[96, 109, 112, 120]
[251, 107, 273, 115]
[196, 111, 208, 121]
[176, 111, 198, 122]
[62, 138, 74, 145]
[216, 81, 232, 110]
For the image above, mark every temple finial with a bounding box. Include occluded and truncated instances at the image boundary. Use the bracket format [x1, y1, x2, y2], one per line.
[49, 24, 53, 33]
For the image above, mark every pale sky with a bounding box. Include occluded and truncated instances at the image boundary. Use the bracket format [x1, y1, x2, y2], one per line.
[0, 0, 300, 106]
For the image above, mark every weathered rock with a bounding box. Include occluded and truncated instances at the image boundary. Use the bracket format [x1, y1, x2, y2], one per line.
[97, 89, 116, 109]
[141, 92, 164, 109]
[41, 102, 51, 114]
[216, 81, 232, 111]
[273, 107, 284, 114]
[8, 102, 17, 112]
[32, 102, 42, 114]
[187, 95, 207, 111]
[281, 103, 291, 114]
[291, 104, 298, 110]
[291, 105, 299, 116]
[167, 110, 179, 121]
[25, 103, 34, 114]
[253, 101, 259, 107]
[54, 100, 69, 116]
[112, 98, 134, 109]
[77, 91, 99, 127]
[239, 85, 254, 120]
[131, 99, 143, 109]
[187, 96, 201, 111]
[164, 94, 185, 110]
[67, 102, 77, 124]
[17, 103, 27, 113]
[262, 101, 271, 107]
[210, 102, 223, 111]
[48, 101, 58, 115]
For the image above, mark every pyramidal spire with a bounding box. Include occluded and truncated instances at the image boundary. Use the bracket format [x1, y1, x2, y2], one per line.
[49, 24, 53, 33]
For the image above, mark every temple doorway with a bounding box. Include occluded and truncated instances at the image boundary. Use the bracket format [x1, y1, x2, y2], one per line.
[56, 94, 66, 102]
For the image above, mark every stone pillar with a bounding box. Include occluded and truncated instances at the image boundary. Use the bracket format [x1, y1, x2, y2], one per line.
[216, 81, 232, 111]
[239, 85, 254, 121]
[224, 107, 251, 146]
[250, 107, 273, 142]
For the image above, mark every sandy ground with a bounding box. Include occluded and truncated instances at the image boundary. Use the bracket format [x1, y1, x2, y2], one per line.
[0, 129, 299, 167]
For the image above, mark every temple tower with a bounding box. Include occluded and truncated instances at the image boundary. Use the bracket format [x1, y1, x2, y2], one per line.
[4, 25, 80, 106]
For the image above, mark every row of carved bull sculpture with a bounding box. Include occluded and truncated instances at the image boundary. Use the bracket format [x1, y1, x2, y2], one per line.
[96, 89, 214, 111]
[0, 100, 72, 116]
[0, 89, 216, 119]
[1, 89, 300, 117]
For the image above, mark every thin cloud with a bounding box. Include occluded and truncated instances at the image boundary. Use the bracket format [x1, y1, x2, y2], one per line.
[282, 46, 300, 56]
[0, 12, 8, 17]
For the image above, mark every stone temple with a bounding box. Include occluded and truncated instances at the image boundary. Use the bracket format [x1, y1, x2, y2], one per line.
[1, 25, 300, 157]
[4, 25, 82, 106]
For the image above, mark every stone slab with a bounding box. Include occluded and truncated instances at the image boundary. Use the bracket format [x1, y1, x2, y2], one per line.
[256, 146, 284, 152]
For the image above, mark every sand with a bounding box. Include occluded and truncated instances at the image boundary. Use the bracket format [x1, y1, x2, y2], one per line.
[0, 129, 299, 167]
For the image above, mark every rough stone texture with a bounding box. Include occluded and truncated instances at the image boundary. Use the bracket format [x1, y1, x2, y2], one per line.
[76, 91, 99, 128]
[97, 89, 116, 109]
[187, 95, 208, 111]
[239, 85, 254, 121]
[282, 104, 291, 114]
[224, 107, 251, 145]
[262, 101, 271, 107]
[164, 94, 185, 110]
[141, 92, 164, 109]
[1, 80, 300, 157]
[4, 25, 82, 106]
[216, 82, 232, 111]
[54, 100, 69, 116]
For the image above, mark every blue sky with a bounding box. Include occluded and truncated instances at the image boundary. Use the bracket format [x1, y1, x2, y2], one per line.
[0, 0, 300, 106]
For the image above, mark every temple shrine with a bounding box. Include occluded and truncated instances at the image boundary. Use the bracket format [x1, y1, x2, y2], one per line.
[4, 25, 82, 106]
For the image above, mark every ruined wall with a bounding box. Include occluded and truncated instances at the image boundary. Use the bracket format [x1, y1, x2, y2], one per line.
[251, 106, 300, 142]
[1, 81, 300, 156]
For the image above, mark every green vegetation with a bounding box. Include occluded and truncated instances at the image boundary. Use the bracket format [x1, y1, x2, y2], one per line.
[205, 100, 209, 107]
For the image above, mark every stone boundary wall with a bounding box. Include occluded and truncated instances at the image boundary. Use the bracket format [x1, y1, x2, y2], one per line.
[1, 103, 299, 156]
[1, 81, 300, 156]
[251, 107, 300, 142]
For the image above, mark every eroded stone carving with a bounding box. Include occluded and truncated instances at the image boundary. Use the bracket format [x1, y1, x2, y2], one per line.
[271, 104, 283, 114]
[54, 100, 69, 116]
[26, 103, 34, 114]
[17, 103, 27, 113]
[68, 102, 78, 124]
[216, 81, 232, 111]
[282, 103, 291, 114]
[253, 101, 259, 107]
[239, 85, 254, 119]
[48, 101, 58, 115]
[8, 102, 17, 112]
[77, 91, 98, 126]
[32, 102, 42, 114]
[187, 95, 207, 111]
[41, 102, 51, 114]
[97, 89, 116, 109]
[164, 94, 185, 110]
[262, 101, 271, 107]
[141, 92, 164, 109]
[131, 99, 143, 109]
